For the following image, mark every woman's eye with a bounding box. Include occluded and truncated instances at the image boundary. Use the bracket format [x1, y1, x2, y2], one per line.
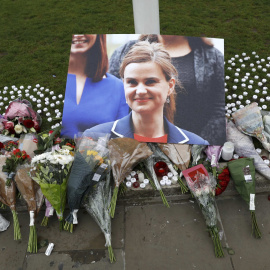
[127, 79, 137, 86]
[146, 79, 156, 85]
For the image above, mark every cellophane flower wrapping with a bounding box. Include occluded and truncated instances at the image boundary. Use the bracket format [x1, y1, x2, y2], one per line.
[226, 120, 270, 180]
[261, 111, 270, 142]
[108, 138, 153, 217]
[228, 157, 261, 238]
[232, 103, 270, 152]
[0, 155, 21, 240]
[191, 145, 207, 166]
[183, 166, 224, 257]
[0, 213, 10, 232]
[158, 144, 191, 171]
[204, 145, 223, 178]
[30, 149, 74, 230]
[83, 170, 116, 263]
[18, 133, 38, 158]
[41, 198, 54, 227]
[15, 165, 44, 253]
[64, 134, 110, 232]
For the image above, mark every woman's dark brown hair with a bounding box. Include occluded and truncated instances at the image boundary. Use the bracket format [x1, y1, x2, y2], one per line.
[119, 41, 177, 124]
[85, 34, 108, 82]
[139, 35, 213, 49]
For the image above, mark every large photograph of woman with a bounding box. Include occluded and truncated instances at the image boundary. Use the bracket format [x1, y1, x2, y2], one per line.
[61, 34, 225, 145]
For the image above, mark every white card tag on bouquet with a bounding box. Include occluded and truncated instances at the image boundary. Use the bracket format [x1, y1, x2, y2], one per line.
[243, 165, 252, 182]
[211, 154, 216, 166]
[250, 194, 255, 211]
[92, 163, 108, 182]
[72, 209, 79, 224]
[29, 211, 35, 226]
[49, 208, 54, 216]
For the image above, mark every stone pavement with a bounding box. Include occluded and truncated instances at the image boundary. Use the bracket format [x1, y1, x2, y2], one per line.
[1, 176, 270, 270]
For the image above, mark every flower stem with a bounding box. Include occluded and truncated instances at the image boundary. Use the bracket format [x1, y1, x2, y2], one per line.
[6, 178, 11, 187]
[108, 245, 116, 263]
[27, 225, 37, 253]
[251, 211, 262, 239]
[41, 216, 49, 227]
[12, 210, 21, 241]
[212, 167, 217, 178]
[159, 189, 170, 208]
[0, 202, 6, 209]
[109, 186, 119, 218]
[59, 220, 64, 231]
[177, 176, 189, 194]
[64, 221, 73, 233]
[119, 182, 127, 197]
[209, 226, 224, 258]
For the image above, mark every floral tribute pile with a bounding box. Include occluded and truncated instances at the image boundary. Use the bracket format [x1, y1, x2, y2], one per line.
[0, 87, 270, 261]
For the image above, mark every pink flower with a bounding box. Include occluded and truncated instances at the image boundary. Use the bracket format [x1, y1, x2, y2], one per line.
[5, 121, 14, 130]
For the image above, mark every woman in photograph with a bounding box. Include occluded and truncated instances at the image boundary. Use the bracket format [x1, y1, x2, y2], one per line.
[61, 34, 129, 139]
[84, 41, 209, 145]
[109, 35, 225, 145]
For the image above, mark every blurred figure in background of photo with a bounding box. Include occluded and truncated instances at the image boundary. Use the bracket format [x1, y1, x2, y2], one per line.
[109, 35, 225, 145]
[61, 34, 129, 139]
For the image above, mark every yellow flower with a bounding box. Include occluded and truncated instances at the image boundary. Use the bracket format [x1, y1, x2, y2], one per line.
[94, 155, 104, 165]
[87, 150, 98, 156]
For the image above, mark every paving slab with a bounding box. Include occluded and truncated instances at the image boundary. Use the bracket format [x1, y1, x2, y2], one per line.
[0, 211, 28, 270]
[217, 194, 270, 270]
[24, 249, 125, 270]
[36, 206, 124, 252]
[124, 202, 233, 270]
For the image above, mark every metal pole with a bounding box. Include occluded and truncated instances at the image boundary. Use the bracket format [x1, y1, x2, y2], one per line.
[132, 0, 160, 34]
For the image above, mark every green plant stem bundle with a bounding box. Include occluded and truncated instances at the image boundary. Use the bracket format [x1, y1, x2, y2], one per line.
[208, 226, 224, 258]
[12, 210, 21, 240]
[63, 221, 73, 233]
[27, 225, 37, 253]
[177, 176, 189, 194]
[251, 211, 262, 239]
[41, 216, 49, 227]
[109, 187, 119, 218]
[159, 189, 170, 208]
[108, 245, 116, 263]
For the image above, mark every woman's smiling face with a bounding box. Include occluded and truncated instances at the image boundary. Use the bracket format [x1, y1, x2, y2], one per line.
[70, 34, 97, 54]
[123, 61, 175, 116]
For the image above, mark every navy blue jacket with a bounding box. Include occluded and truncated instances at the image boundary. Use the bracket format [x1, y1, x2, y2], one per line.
[84, 113, 209, 145]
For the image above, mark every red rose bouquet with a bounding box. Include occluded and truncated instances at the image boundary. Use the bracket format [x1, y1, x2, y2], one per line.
[2, 148, 31, 186]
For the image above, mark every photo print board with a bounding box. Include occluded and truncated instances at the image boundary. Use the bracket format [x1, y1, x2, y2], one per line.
[61, 34, 225, 145]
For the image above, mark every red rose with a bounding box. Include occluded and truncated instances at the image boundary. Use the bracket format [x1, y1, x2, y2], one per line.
[26, 155, 31, 159]
[215, 188, 222, 196]
[0, 142, 4, 149]
[219, 180, 228, 188]
[218, 173, 226, 181]
[55, 137, 62, 144]
[23, 119, 34, 129]
[222, 168, 230, 175]
[33, 121, 40, 133]
[5, 121, 14, 130]
[49, 130, 54, 135]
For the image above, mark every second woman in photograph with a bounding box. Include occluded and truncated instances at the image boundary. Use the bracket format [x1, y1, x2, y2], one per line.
[61, 34, 129, 139]
[84, 41, 209, 145]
